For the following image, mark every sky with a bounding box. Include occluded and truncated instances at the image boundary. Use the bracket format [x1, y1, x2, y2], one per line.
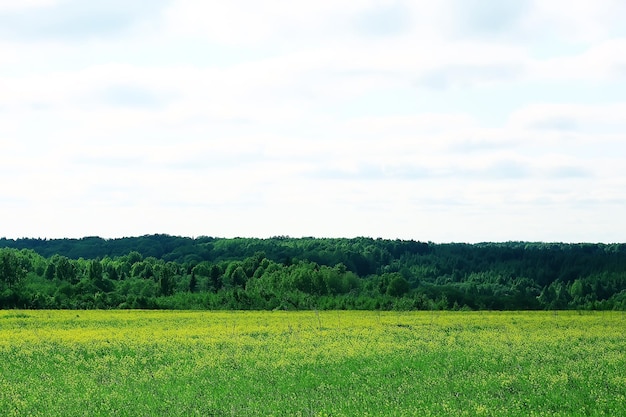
[1, 0, 625, 242]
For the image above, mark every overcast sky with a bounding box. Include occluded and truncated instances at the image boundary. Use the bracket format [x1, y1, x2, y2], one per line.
[1, 0, 625, 242]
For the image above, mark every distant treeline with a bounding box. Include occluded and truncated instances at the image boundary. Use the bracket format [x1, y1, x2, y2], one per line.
[1, 235, 626, 310]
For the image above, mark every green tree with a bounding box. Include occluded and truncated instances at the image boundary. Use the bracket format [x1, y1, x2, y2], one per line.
[106, 263, 120, 281]
[55, 256, 77, 283]
[88, 260, 103, 282]
[386, 275, 410, 297]
[155, 263, 177, 296]
[230, 266, 247, 288]
[0, 249, 26, 288]
[44, 262, 56, 280]
[189, 270, 198, 293]
[127, 251, 143, 265]
[323, 266, 344, 295]
[210, 264, 222, 286]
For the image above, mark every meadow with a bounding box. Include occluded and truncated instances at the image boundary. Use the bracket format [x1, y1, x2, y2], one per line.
[0, 310, 624, 416]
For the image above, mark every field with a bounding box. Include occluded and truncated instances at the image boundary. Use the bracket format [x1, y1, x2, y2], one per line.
[0, 310, 625, 416]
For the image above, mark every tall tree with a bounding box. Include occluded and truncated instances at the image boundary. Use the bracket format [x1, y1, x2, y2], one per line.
[55, 256, 77, 283]
[0, 249, 26, 288]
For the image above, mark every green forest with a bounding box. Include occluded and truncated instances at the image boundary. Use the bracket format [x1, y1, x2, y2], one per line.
[1, 235, 626, 310]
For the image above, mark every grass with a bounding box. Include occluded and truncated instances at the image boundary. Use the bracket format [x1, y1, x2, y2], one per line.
[1, 310, 625, 416]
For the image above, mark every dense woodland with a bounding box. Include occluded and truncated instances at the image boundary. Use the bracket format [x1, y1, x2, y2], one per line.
[1, 235, 626, 310]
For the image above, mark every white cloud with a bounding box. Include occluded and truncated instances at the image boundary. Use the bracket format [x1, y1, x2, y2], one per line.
[0, 0, 168, 40]
[0, 0, 59, 12]
[528, 39, 626, 82]
[527, 0, 626, 43]
[1, 0, 626, 241]
[449, 0, 530, 38]
[508, 103, 626, 133]
[161, 0, 350, 46]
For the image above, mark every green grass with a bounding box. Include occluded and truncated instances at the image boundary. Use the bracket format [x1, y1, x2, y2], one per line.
[0, 310, 625, 416]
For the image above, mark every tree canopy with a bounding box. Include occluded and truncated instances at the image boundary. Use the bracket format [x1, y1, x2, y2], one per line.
[1, 235, 625, 310]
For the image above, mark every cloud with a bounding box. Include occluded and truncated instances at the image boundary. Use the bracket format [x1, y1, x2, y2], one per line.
[528, 39, 626, 82]
[508, 103, 626, 133]
[0, 0, 168, 40]
[527, 117, 579, 132]
[73, 154, 146, 169]
[309, 163, 432, 181]
[451, 0, 529, 38]
[448, 138, 516, 153]
[0, 0, 58, 12]
[342, 113, 477, 135]
[1, 0, 626, 241]
[526, 0, 626, 43]
[354, 3, 412, 37]
[98, 85, 167, 109]
[475, 160, 530, 180]
[161, 0, 362, 46]
[547, 166, 590, 179]
[417, 63, 524, 90]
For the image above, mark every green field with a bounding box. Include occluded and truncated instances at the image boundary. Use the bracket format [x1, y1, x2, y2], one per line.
[1, 310, 625, 416]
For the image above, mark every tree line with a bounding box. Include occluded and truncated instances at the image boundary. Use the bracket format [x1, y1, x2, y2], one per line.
[1, 235, 626, 310]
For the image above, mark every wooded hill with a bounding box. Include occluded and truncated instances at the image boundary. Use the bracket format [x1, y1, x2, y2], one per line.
[1, 235, 626, 310]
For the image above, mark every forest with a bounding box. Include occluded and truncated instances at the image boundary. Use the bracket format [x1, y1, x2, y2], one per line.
[1, 235, 626, 310]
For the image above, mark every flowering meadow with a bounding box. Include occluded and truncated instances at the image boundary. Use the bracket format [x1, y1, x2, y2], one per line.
[1, 310, 624, 416]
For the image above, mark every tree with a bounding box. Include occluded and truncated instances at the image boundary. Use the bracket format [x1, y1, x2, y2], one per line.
[0, 249, 26, 288]
[386, 275, 410, 297]
[88, 260, 103, 282]
[106, 263, 120, 281]
[230, 266, 247, 288]
[44, 262, 56, 280]
[189, 270, 198, 293]
[208, 264, 222, 291]
[322, 265, 345, 295]
[127, 251, 143, 265]
[55, 256, 77, 283]
[156, 262, 177, 296]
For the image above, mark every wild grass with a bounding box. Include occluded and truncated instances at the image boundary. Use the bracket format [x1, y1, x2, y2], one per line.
[0, 310, 624, 416]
